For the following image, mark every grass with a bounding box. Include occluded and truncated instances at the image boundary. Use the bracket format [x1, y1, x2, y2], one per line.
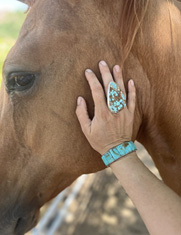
[0, 11, 26, 83]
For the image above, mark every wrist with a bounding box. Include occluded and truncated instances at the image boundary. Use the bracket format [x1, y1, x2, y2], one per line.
[100, 139, 131, 155]
[110, 152, 140, 185]
[110, 151, 138, 168]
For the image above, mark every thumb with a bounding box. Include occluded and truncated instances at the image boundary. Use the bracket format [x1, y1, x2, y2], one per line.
[76, 97, 91, 134]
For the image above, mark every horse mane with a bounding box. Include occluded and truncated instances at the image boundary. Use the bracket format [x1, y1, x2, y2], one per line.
[119, 0, 181, 63]
[119, 0, 150, 64]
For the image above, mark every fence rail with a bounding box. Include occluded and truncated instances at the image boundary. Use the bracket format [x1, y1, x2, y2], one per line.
[31, 175, 87, 235]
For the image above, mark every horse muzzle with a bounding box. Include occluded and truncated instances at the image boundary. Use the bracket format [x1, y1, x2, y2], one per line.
[0, 207, 40, 235]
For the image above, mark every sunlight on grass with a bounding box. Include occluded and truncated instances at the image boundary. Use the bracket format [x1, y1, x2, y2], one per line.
[0, 11, 26, 84]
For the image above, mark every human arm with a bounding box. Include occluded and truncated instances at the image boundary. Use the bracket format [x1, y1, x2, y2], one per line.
[111, 152, 181, 235]
[75, 61, 181, 235]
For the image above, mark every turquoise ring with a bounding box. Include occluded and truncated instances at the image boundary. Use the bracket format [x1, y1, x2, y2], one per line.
[107, 81, 126, 114]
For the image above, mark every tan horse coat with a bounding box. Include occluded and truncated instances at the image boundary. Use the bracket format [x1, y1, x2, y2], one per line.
[0, 0, 180, 234]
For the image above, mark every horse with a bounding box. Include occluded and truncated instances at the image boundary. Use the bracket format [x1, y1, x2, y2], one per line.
[0, 0, 180, 234]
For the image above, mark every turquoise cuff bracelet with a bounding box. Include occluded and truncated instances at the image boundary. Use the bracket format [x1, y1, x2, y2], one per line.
[101, 141, 137, 167]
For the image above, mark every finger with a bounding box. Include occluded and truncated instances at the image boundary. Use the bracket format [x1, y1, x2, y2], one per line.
[113, 65, 126, 96]
[76, 97, 91, 134]
[99, 61, 114, 95]
[85, 69, 107, 114]
[127, 80, 136, 114]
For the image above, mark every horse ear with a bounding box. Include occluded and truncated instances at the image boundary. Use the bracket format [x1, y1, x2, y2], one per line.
[17, 0, 34, 6]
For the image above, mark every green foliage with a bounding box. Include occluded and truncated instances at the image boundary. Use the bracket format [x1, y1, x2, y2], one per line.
[0, 11, 26, 83]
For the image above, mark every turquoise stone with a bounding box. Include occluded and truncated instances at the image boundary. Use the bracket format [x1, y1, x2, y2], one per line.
[107, 81, 126, 114]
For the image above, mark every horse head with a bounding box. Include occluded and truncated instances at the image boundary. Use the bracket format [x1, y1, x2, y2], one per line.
[0, 0, 181, 234]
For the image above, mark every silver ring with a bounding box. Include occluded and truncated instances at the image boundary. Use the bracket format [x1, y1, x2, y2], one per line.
[107, 81, 126, 114]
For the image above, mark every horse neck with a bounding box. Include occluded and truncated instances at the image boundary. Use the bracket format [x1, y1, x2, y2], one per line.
[132, 0, 181, 80]
[130, 1, 181, 195]
[130, 0, 181, 123]
[131, 0, 181, 141]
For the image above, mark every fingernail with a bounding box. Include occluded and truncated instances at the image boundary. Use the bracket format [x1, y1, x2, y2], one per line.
[100, 60, 107, 66]
[77, 97, 82, 105]
[130, 80, 134, 86]
[85, 69, 92, 73]
[115, 65, 120, 73]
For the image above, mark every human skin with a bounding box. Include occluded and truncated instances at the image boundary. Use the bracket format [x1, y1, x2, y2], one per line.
[76, 61, 181, 235]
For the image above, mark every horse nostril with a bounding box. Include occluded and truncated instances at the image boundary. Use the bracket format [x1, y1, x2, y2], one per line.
[14, 216, 31, 234]
[32, 214, 37, 224]
[13, 210, 40, 234]
[15, 217, 22, 232]
[32, 211, 39, 226]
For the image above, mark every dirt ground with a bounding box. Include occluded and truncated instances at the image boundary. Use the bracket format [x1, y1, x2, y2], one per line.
[28, 142, 161, 235]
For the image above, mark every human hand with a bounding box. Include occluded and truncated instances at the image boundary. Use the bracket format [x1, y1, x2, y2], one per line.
[76, 61, 136, 155]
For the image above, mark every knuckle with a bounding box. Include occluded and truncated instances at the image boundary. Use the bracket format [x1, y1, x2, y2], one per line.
[131, 92, 136, 101]
[103, 70, 111, 75]
[103, 72, 112, 80]
[113, 112, 121, 118]
[133, 90, 136, 96]
[102, 65, 110, 73]
[132, 90, 136, 98]
[92, 83, 102, 93]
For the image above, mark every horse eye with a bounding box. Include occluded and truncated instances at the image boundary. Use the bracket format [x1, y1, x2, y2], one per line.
[15, 74, 35, 87]
[6, 73, 36, 92]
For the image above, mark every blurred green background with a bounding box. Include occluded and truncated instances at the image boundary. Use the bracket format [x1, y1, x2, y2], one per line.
[0, 11, 26, 83]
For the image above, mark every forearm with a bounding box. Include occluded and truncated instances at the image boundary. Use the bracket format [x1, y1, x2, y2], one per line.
[110, 153, 181, 235]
